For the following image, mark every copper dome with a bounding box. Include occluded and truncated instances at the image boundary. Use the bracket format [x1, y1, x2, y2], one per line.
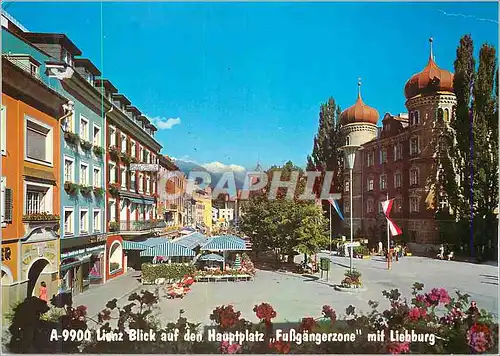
[404, 38, 454, 99]
[340, 80, 379, 126]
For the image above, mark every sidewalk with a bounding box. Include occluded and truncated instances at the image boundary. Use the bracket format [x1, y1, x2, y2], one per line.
[73, 270, 142, 318]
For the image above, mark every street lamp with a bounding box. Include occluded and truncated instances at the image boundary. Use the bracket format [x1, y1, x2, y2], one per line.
[339, 144, 362, 273]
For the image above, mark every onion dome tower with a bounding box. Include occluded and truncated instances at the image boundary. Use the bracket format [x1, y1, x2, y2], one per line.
[339, 79, 379, 147]
[404, 38, 456, 126]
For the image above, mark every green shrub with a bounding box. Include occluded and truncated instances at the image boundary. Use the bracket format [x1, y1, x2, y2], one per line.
[353, 245, 369, 255]
[141, 263, 196, 284]
[110, 262, 120, 272]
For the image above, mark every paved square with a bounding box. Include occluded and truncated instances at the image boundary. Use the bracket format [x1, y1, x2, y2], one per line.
[138, 255, 498, 326]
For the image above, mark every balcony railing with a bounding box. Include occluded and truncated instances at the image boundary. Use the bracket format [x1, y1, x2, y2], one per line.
[116, 219, 166, 232]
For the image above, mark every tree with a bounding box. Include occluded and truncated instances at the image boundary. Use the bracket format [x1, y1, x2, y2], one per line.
[306, 98, 345, 217]
[444, 35, 498, 259]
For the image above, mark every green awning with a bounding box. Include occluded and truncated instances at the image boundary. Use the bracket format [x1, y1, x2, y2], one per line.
[122, 240, 149, 250]
[140, 242, 195, 257]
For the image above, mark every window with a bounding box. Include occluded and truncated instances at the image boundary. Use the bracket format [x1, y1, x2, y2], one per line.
[367, 200, 374, 213]
[1, 177, 12, 226]
[120, 134, 127, 153]
[409, 112, 414, 126]
[139, 173, 144, 192]
[410, 137, 420, 155]
[64, 157, 74, 182]
[25, 183, 50, 215]
[93, 125, 101, 146]
[344, 201, 350, 213]
[131, 141, 136, 158]
[62, 48, 72, 66]
[80, 163, 88, 185]
[64, 208, 74, 235]
[444, 108, 450, 122]
[380, 149, 387, 163]
[395, 198, 403, 213]
[378, 200, 384, 214]
[131, 172, 136, 191]
[367, 152, 374, 166]
[93, 167, 101, 187]
[80, 209, 89, 234]
[109, 200, 116, 222]
[367, 177, 374, 191]
[120, 166, 126, 188]
[63, 112, 74, 133]
[26, 118, 52, 164]
[414, 111, 419, 125]
[109, 126, 116, 146]
[346, 136, 350, 146]
[109, 163, 116, 183]
[80, 116, 89, 141]
[410, 169, 419, 186]
[86, 71, 94, 85]
[146, 176, 151, 194]
[93, 209, 101, 232]
[394, 144, 403, 160]
[29, 62, 39, 77]
[410, 197, 419, 213]
[151, 179, 156, 193]
[139, 146, 144, 162]
[1, 105, 6, 155]
[394, 172, 402, 188]
[380, 174, 387, 190]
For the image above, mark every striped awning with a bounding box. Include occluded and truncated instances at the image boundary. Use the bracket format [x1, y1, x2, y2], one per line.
[122, 241, 149, 250]
[140, 241, 196, 257]
[202, 236, 249, 251]
[173, 232, 208, 250]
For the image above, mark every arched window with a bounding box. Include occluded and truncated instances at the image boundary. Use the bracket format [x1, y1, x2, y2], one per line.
[346, 136, 350, 146]
[438, 108, 444, 121]
[444, 108, 449, 122]
[409, 112, 414, 126]
[414, 111, 420, 125]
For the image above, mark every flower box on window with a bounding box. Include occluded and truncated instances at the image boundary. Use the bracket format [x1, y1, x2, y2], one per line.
[93, 145, 105, 157]
[108, 183, 120, 198]
[93, 187, 104, 197]
[80, 139, 93, 151]
[121, 154, 132, 165]
[80, 185, 93, 196]
[131, 157, 138, 164]
[64, 181, 80, 195]
[109, 146, 121, 161]
[22, 212, 60, 221]
[109, 221, 120, 232]
[64, 131, 79, 146]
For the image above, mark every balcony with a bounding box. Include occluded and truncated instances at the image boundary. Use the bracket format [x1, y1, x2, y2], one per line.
[111, 219, 166, 233]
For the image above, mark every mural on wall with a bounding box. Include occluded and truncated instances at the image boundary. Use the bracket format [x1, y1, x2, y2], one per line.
[1, 243, 18, 284]
[21, 240, 58, 277]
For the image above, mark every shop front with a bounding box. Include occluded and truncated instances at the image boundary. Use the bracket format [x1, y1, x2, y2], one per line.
[20, 239, 59, 300]
[60, 234, 107, 295]
[106, 235, 125, 281]
[2, 241, 20, 316]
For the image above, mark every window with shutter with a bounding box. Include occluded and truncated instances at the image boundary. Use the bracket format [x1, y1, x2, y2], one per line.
[26, 125, 47, 161]
[5, 188, 13, 223]
[1, 177, 5, 225]
[1, 105, 6, 155]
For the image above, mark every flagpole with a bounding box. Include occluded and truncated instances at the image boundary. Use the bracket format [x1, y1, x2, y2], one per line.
[387, 192, 391, 270]
[329, 202, 332, 257]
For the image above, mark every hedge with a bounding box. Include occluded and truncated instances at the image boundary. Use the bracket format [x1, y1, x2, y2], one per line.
[141, 263, 196, 284]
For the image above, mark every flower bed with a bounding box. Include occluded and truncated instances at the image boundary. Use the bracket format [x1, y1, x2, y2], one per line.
[5, 282, 497, 354]
[340, 269, 362, 288]
[142, 263, 196, 284]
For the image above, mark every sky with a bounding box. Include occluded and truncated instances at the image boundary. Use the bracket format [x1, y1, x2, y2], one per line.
[2, 1, 498, 171]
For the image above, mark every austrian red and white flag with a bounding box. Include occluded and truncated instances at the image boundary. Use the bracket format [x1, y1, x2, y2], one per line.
[381, 199, 403, 236]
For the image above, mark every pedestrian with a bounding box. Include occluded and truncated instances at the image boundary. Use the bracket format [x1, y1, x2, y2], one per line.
[438, 244, 444, 259]
[39, 281, 48, 302]
[378, 241, 383, 254]
[395, 245, 399, 261]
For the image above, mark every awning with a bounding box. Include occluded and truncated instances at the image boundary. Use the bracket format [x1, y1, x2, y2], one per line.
[140, 242, 195, 257]
[127, 197, 155, 205]
[24, 166, 56, 184]
[122, 240, 149, 250]
[173, 232, 208, 250]
[202, 236, 250, 251]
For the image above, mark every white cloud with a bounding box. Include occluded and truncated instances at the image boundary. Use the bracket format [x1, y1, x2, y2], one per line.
[147, 116, 181, 130]
[202, 161, 246, 173]
[438, 9, 498, 24]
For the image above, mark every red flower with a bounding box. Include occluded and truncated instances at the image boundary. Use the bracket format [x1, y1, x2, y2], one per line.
[220, 340, 242, 354]
[253, 303, 277, 322]
[298, 317, 316, 332]
[211, 305, 242, 329]
[269, 340, 291, 354]
[322, 305, 337, 322]
[387, 342, 410, 354]
[408, 307, 427, 321]
[467, 323, 493, 353]
[424, 288, 451, 306]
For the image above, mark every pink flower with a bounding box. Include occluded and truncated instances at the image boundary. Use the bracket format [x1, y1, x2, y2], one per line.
[220, 341, 242, 354]
[322, 305, 337, 323]
[467, 323, 493, 353]
[387, 342, 410, 354]
[408, 307, 427, 321]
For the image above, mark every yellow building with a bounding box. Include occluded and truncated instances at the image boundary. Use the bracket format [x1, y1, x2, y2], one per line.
[193, 187, 212, 234]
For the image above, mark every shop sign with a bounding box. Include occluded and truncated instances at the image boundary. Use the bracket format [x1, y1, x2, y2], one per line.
[61, 245, 104, 260]
[89, 234, 107, 244]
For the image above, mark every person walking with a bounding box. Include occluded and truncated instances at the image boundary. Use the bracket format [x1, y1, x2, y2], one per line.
[39, 281, 48, 302]
[378, 241, 383, 255]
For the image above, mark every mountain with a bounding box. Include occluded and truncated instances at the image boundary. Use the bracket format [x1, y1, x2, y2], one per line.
[173, 159, 247, 193]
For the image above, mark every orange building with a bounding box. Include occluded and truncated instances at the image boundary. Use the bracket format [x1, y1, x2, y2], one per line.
[1, 55, 70, 315]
